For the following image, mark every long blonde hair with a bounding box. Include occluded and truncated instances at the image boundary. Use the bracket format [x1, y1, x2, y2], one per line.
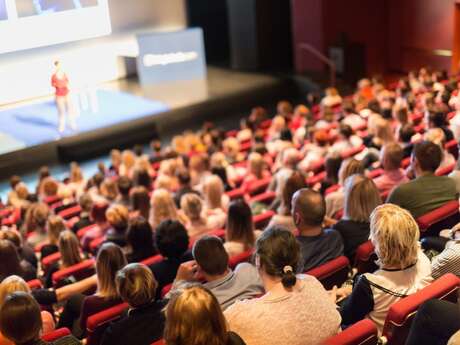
[59, 230, 82, 268]
[344, 175, 381, 222]
[248, 152, 265, 179]
[181, 194, 205, 223]
[164, 285, 229, 345]
[0, 275, 30, 305]
[96, 243, 127, 299]
[203, 175, 225, 210]
[150, 189, 179, 228]
[46, 215, 67, 245]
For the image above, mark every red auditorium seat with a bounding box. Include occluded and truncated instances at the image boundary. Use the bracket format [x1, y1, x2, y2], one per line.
[225, 129, 238, 138]
[86, 303, 129, 345]
[367, 168, 384, 179]
[226, 187, 246, 201]
[253, 210, 275, 229]
[249, 190, 276, 205]
[58, 204, 82, 220]
[27, 279, 43, 290]
[140, 254, 163, 266]
[447, 111, 456, 121]
[354, 241, 378, 274]
[416, 200, 460, 236]
[152, 339, 165, 345]
[306, 158, 326, 174]
[409, 112, 423, 124]
[42, 251, 62, 271]
[307, 171, 327, 187]
[341, 145, 365, 160]
[189, 228, 226, 249]
[42, 328, 71, 342]
[401, 157, 411, 169]
[77, 223, 97, 239]
[240, 141, 252, 152]
[381, 273, 460, 345]
[52, 259, 95, 288]
[247, 176, 271, 196]
[322, 319, 378, 345]
[325, 184, 340, 196]
[161, 283, 173, 298]
[435, 163, 455, 176]
[229, 249, 254, 269]
[306, 256, 350, 290]
[445, 139, 459, 159]
[89, 236, 106, 254]
[43, 195, 62, 206]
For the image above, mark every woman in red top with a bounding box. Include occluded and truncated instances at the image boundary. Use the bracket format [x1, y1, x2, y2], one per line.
[51, 60, 77, 133]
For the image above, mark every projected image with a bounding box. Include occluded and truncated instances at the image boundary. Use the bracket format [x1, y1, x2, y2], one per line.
[17, 0, 98, 17]
[0, 0, 7, 20]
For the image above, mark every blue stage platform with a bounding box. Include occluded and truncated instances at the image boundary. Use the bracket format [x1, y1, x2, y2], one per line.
[0, 90, 169, 155]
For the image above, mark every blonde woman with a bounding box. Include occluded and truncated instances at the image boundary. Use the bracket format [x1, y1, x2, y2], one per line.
[40, 215, 67, 259]
[180, 193, 216, 239]
[332, 175, 381, 260]
[203, 175, 230, 212]
[68, 162, 85, 195]
[189, 154, 211, 188]
[149, 189, 182, 229]
[223, 137, 244, 164]
[0, 276, 55, 345]
[100, 179, 119, 203]
[240, 153, 271, 193]
[336, 204, 433, 333]
[165, 285, 245, 345]
[119, 150, 136, 178]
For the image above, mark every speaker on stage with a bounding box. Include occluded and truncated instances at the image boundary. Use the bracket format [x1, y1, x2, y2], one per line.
[226, 0, 292, 71]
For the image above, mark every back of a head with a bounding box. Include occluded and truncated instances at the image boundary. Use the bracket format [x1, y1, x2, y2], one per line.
[324, 153, 342, 182]
[203, 175, 224, 209]
[42, 177, 59, 197]
[339, 158, 364, 185]
[425, 127, 446, 147]
[292, 188, 325, 228]
[96, 243, 128, 298]
[0, 230, 22, 249]
[282, 148, 300, 167]
[177, 169, 191, 186]
[381, 143, 404, 171]
[101, 179, 119, 201]
[226, 200, 254, 246]
[0, 276, 30, 306]
[117, 176, 133, 196]
[91, 202, 109, 224]
[116, 263, 157, 308]
[282, 172, 307, 213]
[155, 220, 189, 259]
[344, 175, 382, 223]
[181, 193, 203, 221]
[9, 175, 21, 190]
[370, 204, 419, 269]
[413, 140, 442, 173]
[0, 292, 42, 345]
[106, 204, 129, 231]
[399, 123, 416, 143]
[126, 216, 154, 252]
[339, 124, 353, 139]
[0, 240, 22, 281]
[164, 285, 228, 345]
[58, 230, 82, 267]
[256, 226, 300, 288]
[79, 193, 93, 213]
[26, 202, 49, 230]
[193, 236, 228, 276]
[47, 215, 66, 245]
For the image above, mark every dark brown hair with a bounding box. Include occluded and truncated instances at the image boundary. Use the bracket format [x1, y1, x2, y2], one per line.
[413, 140, 442, 172]
[0, 240, 24, 282]
[193, 236, 228, 276]
[226, 200, 255, 249]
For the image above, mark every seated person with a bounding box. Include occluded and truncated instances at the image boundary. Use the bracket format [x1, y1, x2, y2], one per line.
[224, 226, 341, 345]
[387, 141, 458, 218]
[101, 264, 166, 345]
[72, 193, 94, 233]
[171, 235, 264, 310]
[0, 240, 36, 282]
[125, 217, 157, 263]
[0, 292, 80, 345]
[173, 169, 200, 208]
[337, 204, 433, 333]
[292, 189, 344, 271]
[80, 202, 110, 251]
[149, 220, 192, 300]
[373, 143, 408, 194]
[104, 204, 129, 248]
[181, 193, 220, 239]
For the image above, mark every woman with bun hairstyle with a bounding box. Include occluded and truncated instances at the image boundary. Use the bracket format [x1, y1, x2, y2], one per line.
[224, 226, 341, 345]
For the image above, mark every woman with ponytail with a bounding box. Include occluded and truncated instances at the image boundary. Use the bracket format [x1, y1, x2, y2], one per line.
[224, 226, 341, 345]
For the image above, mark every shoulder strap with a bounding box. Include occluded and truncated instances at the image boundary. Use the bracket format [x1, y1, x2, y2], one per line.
[363, 275, 409, 298]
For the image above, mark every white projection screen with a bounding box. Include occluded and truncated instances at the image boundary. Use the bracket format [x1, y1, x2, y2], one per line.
[0, 0, 111, 54]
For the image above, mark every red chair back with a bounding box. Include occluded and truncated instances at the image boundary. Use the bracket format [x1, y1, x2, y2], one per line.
[42, 328, 71, 342]
[382, 274, 460, 345]
[306, 256, 350, 290]
[445, 139, 459, 159]
[161, 283, 173, 298]
[416, 200, 460, 237]
[52, 259, 95, 288]
[86, 303, 129, 345]
[226, 187, 246, 201]
[141, 254, 164, 266]
[229, 249, 254, 269]
[58, 205, 82, 220]
[42, 252, 62, 271]
[307, 171, 327, 187]
[253, 210, 275, 229]
[341, 145, 365, 159]
[152, 340, 165, 345]
[435, 163, 455, 176]
[27, 279, 43, 290]
[322, 319, 378, 345]
[77, 223, 97, 239]
[249, 191, 276, 205]
[247, 176, 272, 196]
[354, 241, 378, 274]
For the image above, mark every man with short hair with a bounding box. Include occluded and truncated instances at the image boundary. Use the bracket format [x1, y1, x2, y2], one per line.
[387, 141, 458, 218]
[292, 188, 344, 272]
[116, 176, 132, 208]
[374, 143, 409, 194]
[171, 235, 264, 310]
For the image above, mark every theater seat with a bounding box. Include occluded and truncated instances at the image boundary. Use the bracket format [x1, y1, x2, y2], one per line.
[226, 187, 246, 201]
[58, 204, 82, 220]
[416, 200, 460, 236]
[381, 273, 460, 345]
[322, 319, 378, 345]
[42, 252, 62, 271]
[151, 340, 165, 345]
[341, 145, 365, 160]
[89, 236, 106, 254]
[77, 223, 98, 239]
[247, 176, 272, 196]
[435, 163, 455, 176]
[367, 168, 384, 179]
[86, 303, 129, 345]
[306, 256, 350, 290]
[229, 249, 254, 269]
[189, 229, 226, 249]
[27, 279, 43, 290]
[354, 241, 378, 274]
[253, 210, 275, 229]
[445, 139, 458, 159]
[52, 259, 95, 288]
[140, 254, 163, 266]
[161, 283, 173, 298]
[307, 171, 327, 187]
[249, 190, 276, 205]
[325, 184, 340, 196]
[42, 328, 71, 342]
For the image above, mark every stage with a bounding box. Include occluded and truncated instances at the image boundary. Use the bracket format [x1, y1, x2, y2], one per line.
[0, 67, 296, 179]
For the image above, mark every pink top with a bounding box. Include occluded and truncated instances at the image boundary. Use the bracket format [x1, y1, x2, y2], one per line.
[373, 169, 409, 194]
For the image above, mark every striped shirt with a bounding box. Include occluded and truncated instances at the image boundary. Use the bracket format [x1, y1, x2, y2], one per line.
[432, 240, 460, 279]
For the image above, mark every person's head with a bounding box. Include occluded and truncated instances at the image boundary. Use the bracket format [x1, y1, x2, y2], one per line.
[110, 149, 122, 168]
[121, 150, 136, 169]
[24, 202, 49, 232]
[133, 144, 144, 157]
[9, 176, 21, 190]
[58, 230, 82, 268]
[130, 186, 150, 220]
[181, 193, 204, 222]
[428, 108, 448, 128]
[202, 175, 224, 210]
[411, 140, 442, 175]
[425, 127, 447, 147]
[324, 153, 342, 183]
[399, 123, 416, 144]
[117, 176, 132, 198]
[78, 193, 93, 213]
[96, 243, 127, 298]
[176, 169, 191, 187]
[395, 108, 409, 124]
[38, 166, 50, 181]
[291, 189, 325, 230]
[0, 292, 42, 345]
[42, 177, 59, 197]
[164, 285, 229, 345]
[46, 215, 67, 245]
[339, 124, 353, 139]
[313, 130, 330, 147]
[325, 87, 339, 97]
[380, 143, 404, 171]
[106, 204, 129, 232]
[255, 226, 300, 288]
[0, 240, 22, 283]
[222, 137, 240, 158]
[70, 162, 83, 183]
[338, 158, 364, 185]
[277, 100, 293, 117]
[271, 115, 286, 132]
[116, 263, 157, 308]
[0, 276, 30, 306]
[0, 230, 22, 250]
[280, 128, 293, 142]
[344, 175, 381, 222]
[226, 200, 254, 248]
[189, 154, 208, 174]
[248, 152, 265, 178]
[193, 236, 229, 278]
[126, 216, 154, 253]
[281, 147, 300, 168]
[150, 189, 178, 228]
[155, 220, 189, 259]
[134, 169, 152, 189]
[370, 204, 419, 269]
[375, 118, 395, 144]
[100, 179, 119, 202]
[282, 172, 307, 214]
[91, 202, 109, 224]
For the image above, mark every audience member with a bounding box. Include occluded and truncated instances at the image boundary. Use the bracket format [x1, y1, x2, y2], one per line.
[373, 143, 408, 193]
[173, 169, 200, 208]
[104, 204, 129, 248]
[0, 240, 36, 282]
[72, 193, 94, 233]
[129, 186, 150, 220]
[126, 216, 156, 263]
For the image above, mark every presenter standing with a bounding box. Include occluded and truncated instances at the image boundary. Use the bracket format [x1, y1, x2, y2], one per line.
[51, 60, 77, 133]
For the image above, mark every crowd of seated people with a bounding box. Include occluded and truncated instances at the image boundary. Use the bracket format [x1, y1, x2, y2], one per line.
[2, 67, 460, 345]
